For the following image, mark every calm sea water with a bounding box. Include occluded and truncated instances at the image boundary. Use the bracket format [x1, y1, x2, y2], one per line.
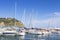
[0, 33, 60, 40]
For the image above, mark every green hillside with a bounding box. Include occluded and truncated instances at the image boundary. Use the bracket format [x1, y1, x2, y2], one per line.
[0, 18, 25, 27]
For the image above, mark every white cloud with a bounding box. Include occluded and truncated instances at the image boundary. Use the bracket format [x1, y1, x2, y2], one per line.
[31, 12, 60, 28]
[54, 12, 60, 16]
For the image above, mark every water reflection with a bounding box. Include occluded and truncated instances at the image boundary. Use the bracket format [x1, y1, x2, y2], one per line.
[0, 33, 60, 40]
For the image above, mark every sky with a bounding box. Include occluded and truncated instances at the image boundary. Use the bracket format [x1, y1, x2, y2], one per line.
[0, 0, 60, 28]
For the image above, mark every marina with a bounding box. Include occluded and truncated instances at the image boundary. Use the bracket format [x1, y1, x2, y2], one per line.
[0, 26, 60, 40]
[0, 26, 60, 36]
[0, 0, 60, 40]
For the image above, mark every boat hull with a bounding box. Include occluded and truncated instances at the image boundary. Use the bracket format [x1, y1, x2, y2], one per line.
[17, 32, 25, 36]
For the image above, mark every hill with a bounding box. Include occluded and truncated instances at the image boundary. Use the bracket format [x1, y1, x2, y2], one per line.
[0, 18, 25, 27]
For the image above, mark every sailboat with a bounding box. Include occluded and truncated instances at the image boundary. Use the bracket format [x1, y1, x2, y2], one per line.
[16, 9, 26, 36]
[27, 10, 43, 35]
[27, 10, 50, 36]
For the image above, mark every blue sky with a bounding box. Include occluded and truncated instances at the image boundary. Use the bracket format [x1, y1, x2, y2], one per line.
[0, 0, 60, 28]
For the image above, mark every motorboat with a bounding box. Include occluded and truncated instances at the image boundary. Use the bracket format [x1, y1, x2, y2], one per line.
[16, 28, 25, 36]
[3, 31, 17, 36]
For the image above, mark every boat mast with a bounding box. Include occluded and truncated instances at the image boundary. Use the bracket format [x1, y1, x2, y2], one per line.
[54, 14, 56, 29]
[29, 10, 33, 28]
[29, 13, 32, 28]
[22, 9, 25, 25]
[14, 2, 17, 26]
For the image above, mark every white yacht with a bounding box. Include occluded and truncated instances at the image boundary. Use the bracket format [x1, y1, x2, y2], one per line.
[3, 27, 17, 36]
[17, 31, 25, 36]
[3, 31, 17, 36]
[27, 28, 50, 36]
[17, 28, 25, 36]
[27, 28, 43, 35]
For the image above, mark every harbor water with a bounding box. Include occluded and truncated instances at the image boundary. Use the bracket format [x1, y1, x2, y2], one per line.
[0, 33, 60, 40]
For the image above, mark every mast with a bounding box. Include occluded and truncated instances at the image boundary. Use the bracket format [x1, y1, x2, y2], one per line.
[21, 9, 26, 27]
[14, 2, 17, 26]
[29, 9, 33, 28]
[29, 12, 32, 28]
[54, 13, 56, 29]
[23, 9, 25, 24]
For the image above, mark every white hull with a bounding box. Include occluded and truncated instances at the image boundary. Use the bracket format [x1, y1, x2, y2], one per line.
[28, 31, 49, 36]
[28, 31, 43, 35]
[17, 32, 25, 36]
[3, 34, 16, 36]
[0, 32, 3, 35]
[3, 31, 17, 36]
